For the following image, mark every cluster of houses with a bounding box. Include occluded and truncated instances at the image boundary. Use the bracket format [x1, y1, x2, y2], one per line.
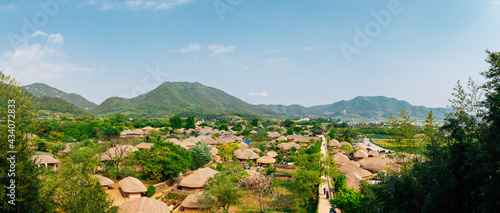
[29, 122, 330, 212]
[328, 139, 408, 190]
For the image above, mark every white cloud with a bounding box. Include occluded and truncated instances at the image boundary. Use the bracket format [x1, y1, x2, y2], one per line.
[264, 58, 290, 68]
[180, 43, 202, 53]
[0, 4, 16, 10]
[249, 92, 268, 97]
[86, 0, 195, 11]
[32, 30, 48, 38]
[207, 44, 235, 56]
[0, 33, 93, 84]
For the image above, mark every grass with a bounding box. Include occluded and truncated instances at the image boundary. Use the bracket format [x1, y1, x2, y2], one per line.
[370, 139, 426, 155]
[365, 134, 394, 139]
[234, 180, 297, 212]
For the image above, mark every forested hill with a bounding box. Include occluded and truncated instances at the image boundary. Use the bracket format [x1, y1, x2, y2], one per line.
[22, 83, 97, 110]
[23, 82, 452, 121]
[91, 82, 277, 118]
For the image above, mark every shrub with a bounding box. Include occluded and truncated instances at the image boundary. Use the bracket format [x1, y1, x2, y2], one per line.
[147, 185, 156, 197]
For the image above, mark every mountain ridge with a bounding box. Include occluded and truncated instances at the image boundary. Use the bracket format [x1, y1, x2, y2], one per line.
[22, 83, 97, 110]
[23, 82, 452, 121]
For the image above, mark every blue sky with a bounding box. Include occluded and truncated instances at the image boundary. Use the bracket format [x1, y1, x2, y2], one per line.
[1, 0, 499, 108]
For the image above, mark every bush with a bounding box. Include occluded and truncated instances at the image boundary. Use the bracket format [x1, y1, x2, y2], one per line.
[248, 160, 254, 169]
[146, 185, 156, 197]
[266, 164, 277, 175]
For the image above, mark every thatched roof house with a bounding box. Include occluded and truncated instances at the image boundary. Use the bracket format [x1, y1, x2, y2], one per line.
[357, 156, 399, 172]
[135, 143, 154, 150]
[233, 148, 260, 161]
[277, 136, 288, 141]
[118, 197, 170, 213]
[277, 143, 301, 151]
[353, 150, 369, 159]
[328, 139, 340, 147]
[32, 155, 60, 169]
[93, 175, 114, 189]
[165, 138, 182, 144]
[100, 145, 138, 161]
[338, 163, 372, 178]
[266, 151, 278, 158]
[119, 176, 147, 198]
[268, 132, 281, 138]
[251, 148, 262, 153]
[179, 167, 219, 191]
[183, 137, 201, 144]
[332, 153, 350, 165]
[238, 142, 249, 148]
[181, 191, 210, 212]
[368, 150, 379, 157]
[257, 156, 276, 165]
[200, 137, 218, 146]
[339, 142, 352, 147]
[346, 172, 363, 190]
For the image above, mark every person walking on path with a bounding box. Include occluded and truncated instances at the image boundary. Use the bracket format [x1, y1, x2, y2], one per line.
[324, 187, 326, 195]
[326, 191, 329, 199]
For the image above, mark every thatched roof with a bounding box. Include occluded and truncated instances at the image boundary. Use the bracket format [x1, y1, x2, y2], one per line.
[93, 175, 114, 186]
[332, 153, 350, 165]
[266, 151, 278, 158]
[180, 141, 196, 148]
[118, 197, 170, 213]
[251, 148, 262, 153]
[165, 138, 182, 144]
[268, 132, 281, 138]
[368, 150, 379, 157]
[277, 136, 288, 141]
[358, 156, 400, 172]
[100, 145, 138, 161]
[135, 143, 154, 150]
[31, 155, 60, 165]
[345, 172, 363, 190]
[210, 146, 218, 156]
[233, 148, 260, 160]
[276, 143, 301, 151]
[328, 139, 340, 147]
[238, 142, 249, 148]
[119, 176, 147, 193]
[339, 142, 352, 147]
[183, 137, 201, 144]
[181, 191, 210, 209]
[286, 135, 308, 142]
[338, 163, 372, 178]
[257, 156, 276, 164]
[200, 137, 218, 145]
[250, 130, 257, 134]
[179, 167, 219, 188]
[343, 160, 360, 168]
[353, 149, 368, 159]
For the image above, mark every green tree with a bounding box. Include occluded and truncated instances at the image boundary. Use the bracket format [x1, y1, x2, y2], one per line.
[201, 173, 243, 211]
[292, 167, 323, 211]
[217, 142, 240, 161]
[0, 72, 48, 212]
[135, 141, 192, 181]
[190, 143, 213, 169]
[185, 115, 196, 129]
[251, 118, 259, 127]
[40, 160, 116, 213]
[169, 115, 183, 129]
[282, 119, 295, 128]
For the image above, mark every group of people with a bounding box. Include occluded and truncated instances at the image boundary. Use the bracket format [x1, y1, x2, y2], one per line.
[323, 187, 335, 199]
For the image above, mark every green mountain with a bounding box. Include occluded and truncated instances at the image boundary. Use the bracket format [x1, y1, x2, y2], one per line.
[92, 82, 277, 118]
[262, 96, 453, 121]
[22, 83, 97, 110]
[33, 96, 88, 116]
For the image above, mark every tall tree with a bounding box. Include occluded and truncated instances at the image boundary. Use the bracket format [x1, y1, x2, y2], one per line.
[217, 142, 240, 161]
[190, 143, 213, 169]
[0, 72, 47, 212]
[169, 115, 183, 129]
[201, 173, 242, 211]
[185, 115, 196, 129]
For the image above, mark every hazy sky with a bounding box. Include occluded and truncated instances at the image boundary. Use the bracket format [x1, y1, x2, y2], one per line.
[1, 0, 499, 107]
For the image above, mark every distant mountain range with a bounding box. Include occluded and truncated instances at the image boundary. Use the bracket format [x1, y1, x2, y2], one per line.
[22, 82, 453, 121]
[22, 83, 97, 110]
